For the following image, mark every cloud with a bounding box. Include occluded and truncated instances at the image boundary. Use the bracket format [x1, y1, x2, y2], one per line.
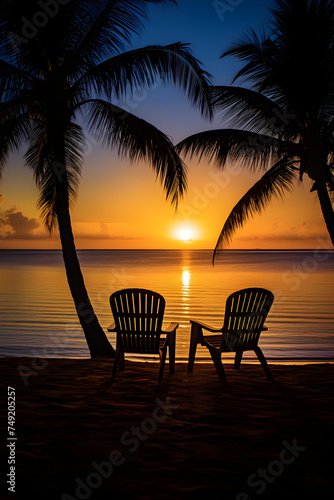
[0, 202, 143, 242]
[0, 193, 8, 205]
[291, 222, 307, 233]
[240, 220, 328, 242]
[271, 221, 281, 232]
[0, 206, 42, 240]
[72, 222, 144, 240]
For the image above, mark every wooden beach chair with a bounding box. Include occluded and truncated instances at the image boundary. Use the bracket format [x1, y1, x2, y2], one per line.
[108, 288, 178, 385]
[188, 288, 274, 383]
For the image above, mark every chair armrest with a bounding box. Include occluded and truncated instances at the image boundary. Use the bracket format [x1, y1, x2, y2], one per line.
[161, 323, 177, 374]
[161, 322, 179, 334]
[190, 319, 222, 333]
[107, 322, 117, 332]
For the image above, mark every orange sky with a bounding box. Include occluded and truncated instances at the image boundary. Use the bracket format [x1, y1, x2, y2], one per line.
[0, 1, 331, 251]
[0, 144, 329, 250]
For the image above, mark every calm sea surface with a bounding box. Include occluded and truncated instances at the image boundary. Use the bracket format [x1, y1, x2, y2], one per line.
[0, 249, 333, 362]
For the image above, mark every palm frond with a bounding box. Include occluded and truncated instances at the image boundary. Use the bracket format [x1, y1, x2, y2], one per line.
[35, 122, 84, 232]
[62, 0, 177, 67]
[63, 123, 85, 191]
[0, 60, 34, 101]
[66, 1, 176, 76]
[176, 128, 296, 171]
[221, 1, 334, 118]
[210, 85, 299, 141]
[0, 106, 30, 174]
[36, 162, 58, 233]
[24, 123, 49, 183]
[222, 29, 279, 95]
[0, 1, 178, 78]
[74, 43, 213, 118]
[85, 98, 187, 206]
[213, 158, 298, 261]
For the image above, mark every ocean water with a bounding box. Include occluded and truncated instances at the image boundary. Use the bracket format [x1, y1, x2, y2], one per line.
[0, 249, 333, 362]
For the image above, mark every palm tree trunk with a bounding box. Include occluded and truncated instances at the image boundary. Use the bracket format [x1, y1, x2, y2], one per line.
[54, 147, 115, 358]
[316, 182, 334, 247]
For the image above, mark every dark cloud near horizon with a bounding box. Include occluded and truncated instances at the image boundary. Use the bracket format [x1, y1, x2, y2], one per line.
[0, 198, 142, 241]
[0, 193, 8, 205]
[0, 205, 41, 240]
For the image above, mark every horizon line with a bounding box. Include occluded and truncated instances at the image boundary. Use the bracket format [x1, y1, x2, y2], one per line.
[0, 248, 333, 252]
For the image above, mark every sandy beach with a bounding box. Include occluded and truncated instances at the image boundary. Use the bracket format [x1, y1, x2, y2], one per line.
[1, 357, 333, 500]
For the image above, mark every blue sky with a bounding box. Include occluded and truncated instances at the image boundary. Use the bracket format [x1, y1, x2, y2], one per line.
[127, 0, 275, 141]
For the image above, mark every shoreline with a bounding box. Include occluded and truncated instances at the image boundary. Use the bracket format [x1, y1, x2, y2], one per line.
[1, 354, 334, 364]
[1, 357, 333, 499]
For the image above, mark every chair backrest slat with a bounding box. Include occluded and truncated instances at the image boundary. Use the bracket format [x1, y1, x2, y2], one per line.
[222, 288, 274, 352]
[110, 288, 165, 354]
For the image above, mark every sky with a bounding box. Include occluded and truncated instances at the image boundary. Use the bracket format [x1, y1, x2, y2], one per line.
[0, 0, 330, 250]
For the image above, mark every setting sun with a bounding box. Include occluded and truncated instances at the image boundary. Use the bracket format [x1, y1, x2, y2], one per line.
[169, 224, 202, 246]
[179, 228, 193, 242]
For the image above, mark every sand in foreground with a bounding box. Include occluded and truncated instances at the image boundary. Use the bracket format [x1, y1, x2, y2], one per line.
[1, 358, 333, 500]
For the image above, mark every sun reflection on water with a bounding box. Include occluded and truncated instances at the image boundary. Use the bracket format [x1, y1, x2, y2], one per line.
[179, 268, 191, 332]
[182, 269, 191, 288]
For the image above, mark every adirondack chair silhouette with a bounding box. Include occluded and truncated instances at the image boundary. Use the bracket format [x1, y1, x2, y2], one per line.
[188, 288, 274, 383]
[108, 288, 178, 385]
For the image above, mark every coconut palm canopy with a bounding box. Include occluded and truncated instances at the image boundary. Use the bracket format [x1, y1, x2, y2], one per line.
[0, 0, 212, 356]
[177, 0, 334, 261]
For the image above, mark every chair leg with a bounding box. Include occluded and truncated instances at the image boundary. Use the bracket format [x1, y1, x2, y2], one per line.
[209, 347, 227, 384]
[158, 348, 167, 385]
[254, 346, 273, 380]
[234, 350, 243, 369]
[110, 347, 122, 383]
[168, 331, 176, 374]
[188, 323, 201, 372]
[119, 350, 125, 372]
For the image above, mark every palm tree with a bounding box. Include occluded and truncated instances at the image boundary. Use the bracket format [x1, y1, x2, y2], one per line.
[0, 0, 212, 357]
[177, 0, 334, 261]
